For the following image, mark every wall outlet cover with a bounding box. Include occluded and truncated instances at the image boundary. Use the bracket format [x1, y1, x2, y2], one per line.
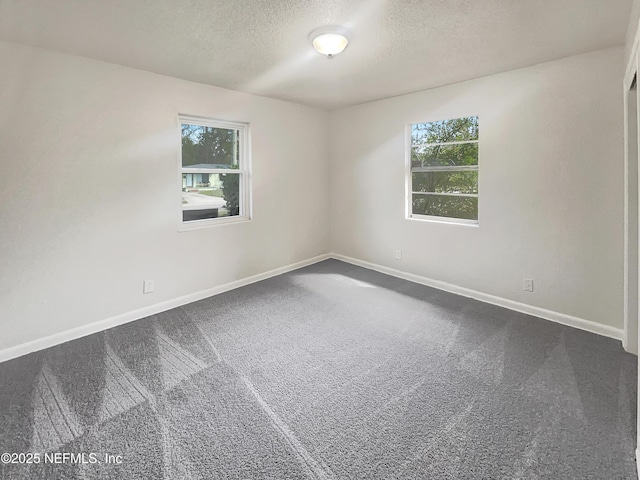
[143, 279, 154, 294]
[524, 278, 534, 292]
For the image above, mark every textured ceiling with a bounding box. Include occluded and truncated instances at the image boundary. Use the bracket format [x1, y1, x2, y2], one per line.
[0, 0, 633, 110]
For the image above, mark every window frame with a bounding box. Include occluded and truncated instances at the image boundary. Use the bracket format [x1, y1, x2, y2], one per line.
[178, 114, 251, 231]
[406, 117, 479, 226]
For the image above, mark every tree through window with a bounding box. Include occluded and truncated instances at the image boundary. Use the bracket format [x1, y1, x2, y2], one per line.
[180, 116, 249, 225]
[409, 116, 479, 222]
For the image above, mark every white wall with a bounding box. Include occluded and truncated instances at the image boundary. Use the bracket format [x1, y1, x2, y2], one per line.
[0, 40, 329, 351]
[0, 38, 628, 352]
[627, 0, 640, 61]
[624, 8, 640, 464]
[329, 47, 625, 330]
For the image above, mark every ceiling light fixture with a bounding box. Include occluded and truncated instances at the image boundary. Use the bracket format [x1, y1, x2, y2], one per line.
[309, 26, 349, 58]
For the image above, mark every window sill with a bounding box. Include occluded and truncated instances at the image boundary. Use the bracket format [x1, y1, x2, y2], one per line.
[178, 215, 251, 232]
[407, 214, 479, 227]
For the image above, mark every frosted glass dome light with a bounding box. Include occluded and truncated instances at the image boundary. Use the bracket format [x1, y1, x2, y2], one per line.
[310, 26, 349, 58]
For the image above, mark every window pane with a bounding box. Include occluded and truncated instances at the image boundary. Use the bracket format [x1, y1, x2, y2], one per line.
[181, 123, 239, 169]
[183, 209, 219, 222]
[411, 143, 478, 167]
[182, 172, 240, 220]
[412, 194, 478, 220]
[411, 116, 478, 145]
[412, 171, 478, 194]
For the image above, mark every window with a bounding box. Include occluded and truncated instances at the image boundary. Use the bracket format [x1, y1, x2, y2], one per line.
[179, 116, 250, 226]
[409, 116, 479, 223]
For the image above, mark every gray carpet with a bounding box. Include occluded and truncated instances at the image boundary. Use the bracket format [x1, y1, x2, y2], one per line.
[0, 259, 637, 479]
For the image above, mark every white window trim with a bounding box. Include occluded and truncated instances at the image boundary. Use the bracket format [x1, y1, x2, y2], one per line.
[405, 120, 479, 225]
[177, 114, 252, 231]
[412, 139, 479, 148]
[408, 214, 480, 226]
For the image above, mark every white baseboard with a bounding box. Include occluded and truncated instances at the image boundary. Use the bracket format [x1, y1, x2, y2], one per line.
[330, 253, 624, 341]
[0, 254, 330, 364]
[0, 251, 625, 364]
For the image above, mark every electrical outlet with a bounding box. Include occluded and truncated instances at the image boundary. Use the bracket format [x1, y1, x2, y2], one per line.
[395, 250, 402, 260]
[143, 279, 154, 294]
[524, 278, 534, 292]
